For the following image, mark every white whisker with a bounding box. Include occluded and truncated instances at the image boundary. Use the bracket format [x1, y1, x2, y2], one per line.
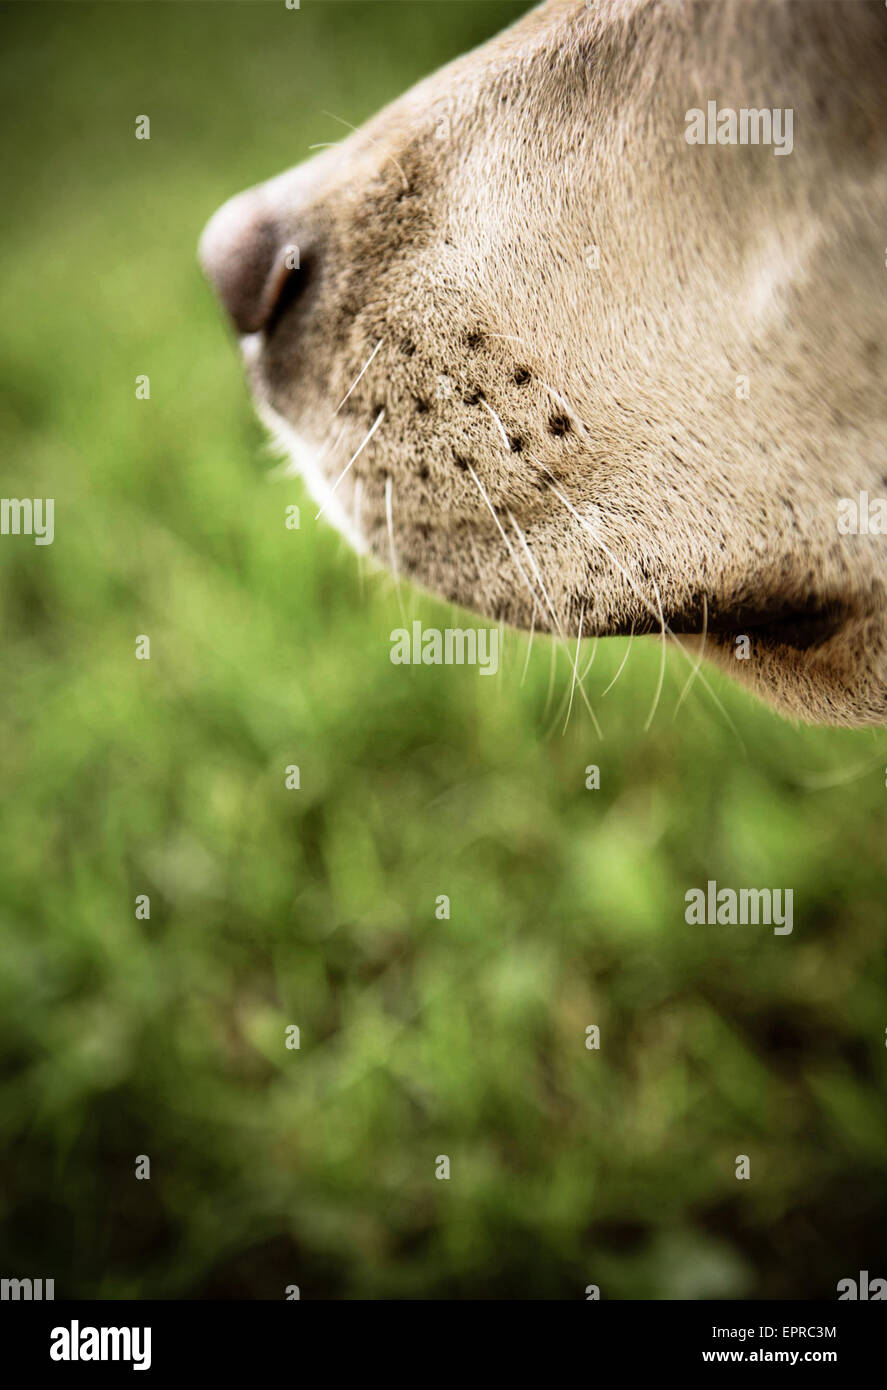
[673, 595, 708, 719]
[537, 379, 594, 448]
[506, 510, 561, 634]
[563, 600, 585, 735]
[570, 611, 603, 736]
[544, 681, 572, 741]
[464, 465, 539, 616]
[334, 338, 384, 415]
[315, 409, 384, 520]
[537, 467, 661, 626]
[601, 623, 635, 696]
[579, 636, 599, 683]
[574, 662, 604, 735]
[322, 109, 409, 191]
[325, 419, 349, 456]
[643, 576, 667, 733]
[479, 398, 512, 452]
[506, 507, 602, 736]
[535, 457, 744, 750]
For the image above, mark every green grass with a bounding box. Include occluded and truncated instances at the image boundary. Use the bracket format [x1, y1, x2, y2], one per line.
[1, 0, 886, 1299]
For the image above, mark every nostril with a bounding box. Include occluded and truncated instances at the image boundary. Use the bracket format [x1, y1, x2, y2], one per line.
[263, 250, 312, 336]
[199, 193, 308, 335]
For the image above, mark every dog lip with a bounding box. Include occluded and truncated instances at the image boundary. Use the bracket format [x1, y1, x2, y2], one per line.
[663, 597, 851, 651]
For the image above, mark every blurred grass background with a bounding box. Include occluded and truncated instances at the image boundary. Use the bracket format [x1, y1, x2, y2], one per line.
[0, 0, 885, 1300]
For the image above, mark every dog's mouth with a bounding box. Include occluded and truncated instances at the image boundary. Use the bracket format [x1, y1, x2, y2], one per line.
[350, 495, 852, 656]
[659, 595, 851, 652]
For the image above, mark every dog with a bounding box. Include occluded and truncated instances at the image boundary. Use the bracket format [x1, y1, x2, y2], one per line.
[200, 0, 887, 726]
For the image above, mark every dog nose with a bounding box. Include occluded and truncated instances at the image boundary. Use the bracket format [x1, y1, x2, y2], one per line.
[199, 190, 306, 335]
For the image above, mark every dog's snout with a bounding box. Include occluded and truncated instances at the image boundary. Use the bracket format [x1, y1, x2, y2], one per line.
[199, 191, 307, 335]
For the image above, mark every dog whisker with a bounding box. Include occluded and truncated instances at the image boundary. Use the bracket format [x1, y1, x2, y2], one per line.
[572, 663, 603, 735]
[544, 678, 572, 741]
[569, 606, 603, 737]
[315, 409, 384, 520]
[333, 338, 385, 415]
[468, 469, 601, 731]
[320, 419, 349, 466]
[506, 510, 560, 633]
[506, 507, 602, 735]
[673, 595, 708, 720]
[536, 459, 744, 750]
[464, 465, 540, 619]
[579, 635, 599, 683]
[479, 397, 512, 452]
[563, 599, 585, 735]
[321, 109, 409, 191]
[601, 622, 635, 697]
[643, 576, 667, 733]
[537, 379, 594, 448]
